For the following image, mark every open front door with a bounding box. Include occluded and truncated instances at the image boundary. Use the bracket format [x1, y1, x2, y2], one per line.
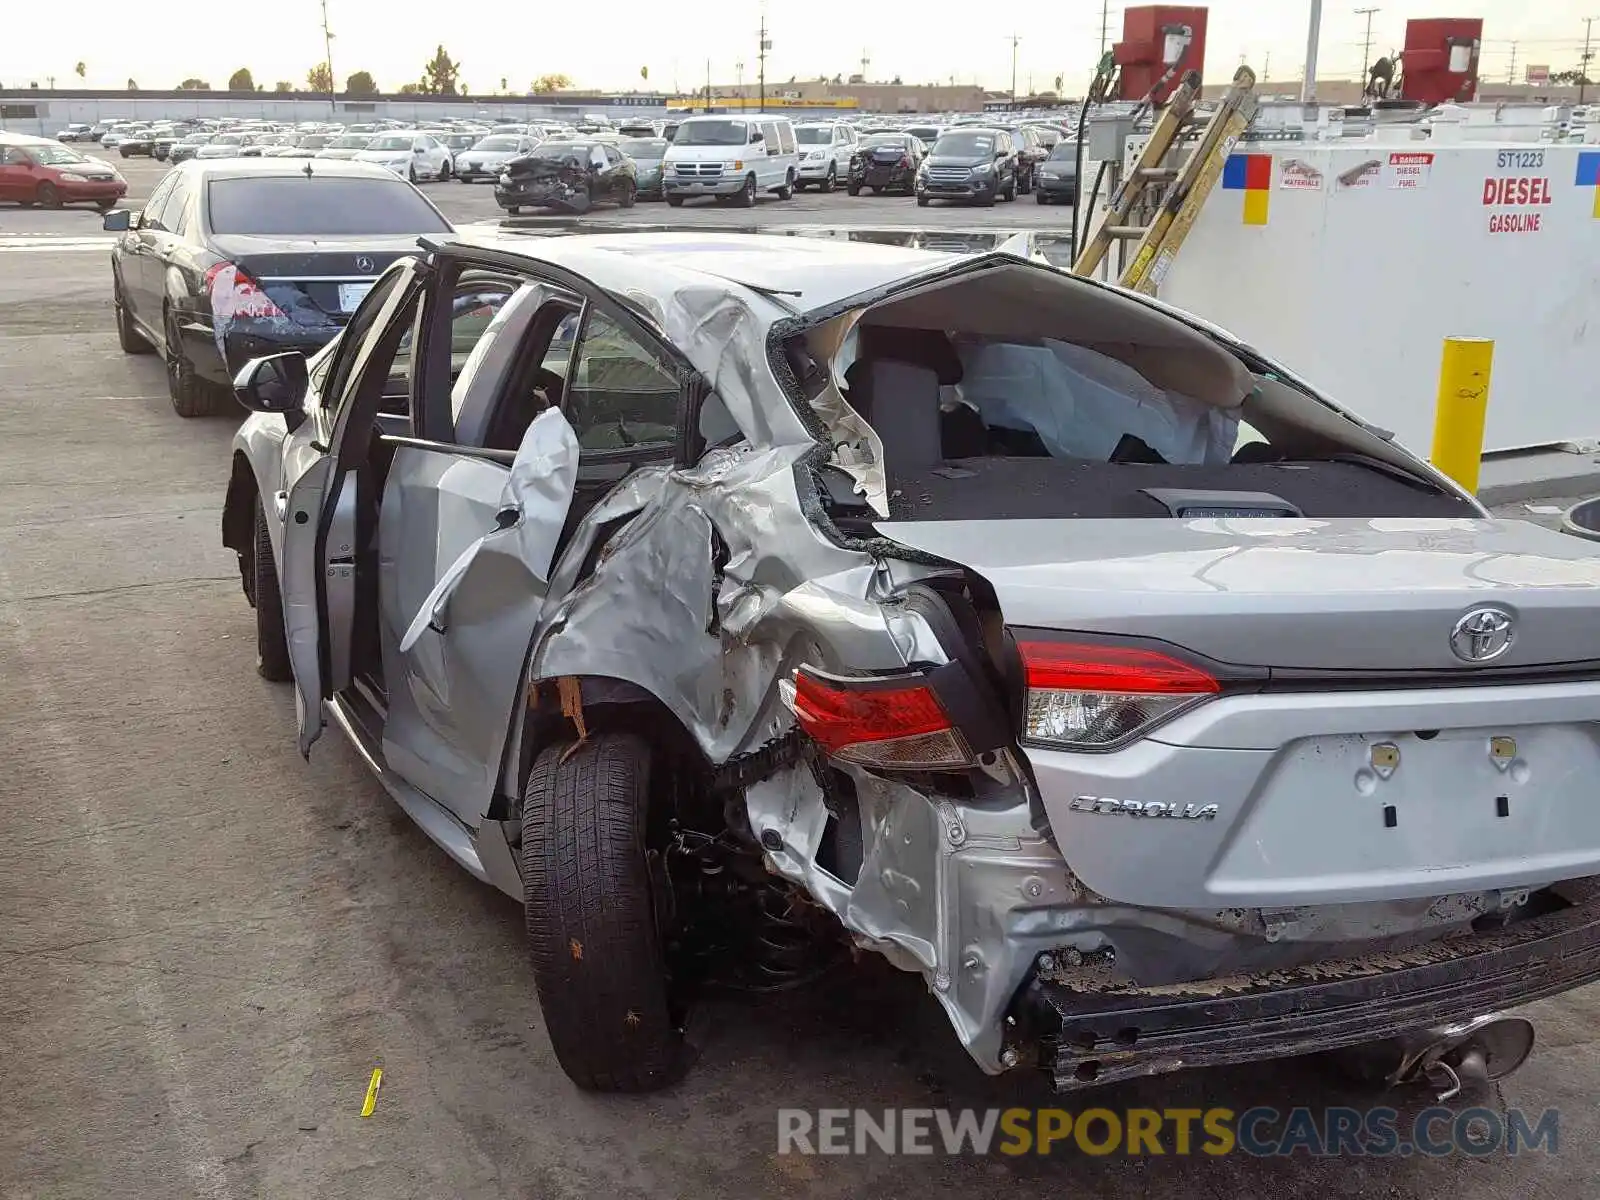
[279, 259, 429, 757]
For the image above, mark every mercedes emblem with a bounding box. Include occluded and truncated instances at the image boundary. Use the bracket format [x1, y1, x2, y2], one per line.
[1450, 607, 1515, 663]
[355, 255, 374, 273]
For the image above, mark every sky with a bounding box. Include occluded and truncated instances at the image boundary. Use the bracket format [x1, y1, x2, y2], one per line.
[3, 1, 1597, 96]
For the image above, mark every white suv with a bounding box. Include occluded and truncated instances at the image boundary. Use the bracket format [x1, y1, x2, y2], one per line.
[793, 121, 857, 191]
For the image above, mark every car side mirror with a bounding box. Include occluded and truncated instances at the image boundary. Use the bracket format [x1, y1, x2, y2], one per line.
[414, 146, 426, 154]
[235, 352, 309, 425]
[750, 131, 764, 143]
[102, 209, 132, 232]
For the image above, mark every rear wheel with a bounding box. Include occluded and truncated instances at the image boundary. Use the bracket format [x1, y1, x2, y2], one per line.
[619, 180, 636, 208]
[736, 174, 757, 207]
[505, 205, 521, 215]
[1003, 177, 1017, 202]
[666, 194, 685, 207]
[114, 276, 153, 355]
[36, 181, 61, 209]
[252, 497, 293, 682]
[164, 307, 223, 418]
[439, 158, 452, 180]
[917, 195, 930, 207]
[775, 170, 794, 201]
[523, 733, 689, 1092]
[847, 182, 861, 196]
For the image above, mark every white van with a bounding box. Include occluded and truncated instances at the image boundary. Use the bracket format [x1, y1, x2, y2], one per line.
[663, 114, 798, 207]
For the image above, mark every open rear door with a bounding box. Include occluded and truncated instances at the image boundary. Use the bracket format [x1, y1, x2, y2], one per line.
[279, 259, 429, 757]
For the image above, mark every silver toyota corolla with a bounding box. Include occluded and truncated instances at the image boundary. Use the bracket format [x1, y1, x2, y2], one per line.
[222, 229, 1600, 1095]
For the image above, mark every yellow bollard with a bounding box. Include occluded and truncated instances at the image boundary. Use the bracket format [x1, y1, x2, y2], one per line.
[1430, 337, 1495, 494]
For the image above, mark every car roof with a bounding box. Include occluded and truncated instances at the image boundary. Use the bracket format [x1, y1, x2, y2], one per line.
[169, 157, 406, 182]
[439, 229, 953, 313]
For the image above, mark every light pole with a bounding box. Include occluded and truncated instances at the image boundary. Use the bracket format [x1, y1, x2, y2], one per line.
[758, 6, 770, 113]
[320, 0, 336, 117]
[1008, 33, 1021, 102]
[1355, 7, 1380, 85]
[1301, 0, 1324, 104]
[1582, 16, 1596, 106]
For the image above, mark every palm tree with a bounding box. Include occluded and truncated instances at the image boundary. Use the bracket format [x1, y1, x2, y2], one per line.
[74, 62, 86, 81]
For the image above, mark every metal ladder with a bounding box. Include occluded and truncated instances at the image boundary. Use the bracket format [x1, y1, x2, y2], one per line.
[1071, 66, 1260, 295]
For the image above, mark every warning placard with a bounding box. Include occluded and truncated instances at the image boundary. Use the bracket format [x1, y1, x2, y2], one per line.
[1278, 159, 1325, 191]
[1386, 152, 1434, 189]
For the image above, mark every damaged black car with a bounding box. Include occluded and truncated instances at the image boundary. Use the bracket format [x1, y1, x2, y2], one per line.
[495, 140, 638, 215]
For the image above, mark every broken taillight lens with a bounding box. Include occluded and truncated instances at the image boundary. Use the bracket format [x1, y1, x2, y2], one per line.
[784, 666, 974, 771]
[204, 262, 286, 320]
[1018, 639, 1220, 751]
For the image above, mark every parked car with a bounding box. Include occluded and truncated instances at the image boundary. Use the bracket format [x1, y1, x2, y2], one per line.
[104, 158, 451, 417]
[197, 133, 257, 160]
[279, 133, 336, 159]
[663, 114, 798, 207]
[354, 131, 453, 182]
[316, 133, 376, 160]
[846, 132, 925, 195]
[0, 138, 126, 210]
[902, 123, 945, 146]
[995, 123, 1050, 192]
[916, 127, 1019, 206]
[439, 131, 481, 158]
[243, 133, 298, 158]
[219, 229, 1600, 1101]
[118, 128, 157, 158]
[1034, 139, 1080, 205]
[616, 120, 661, 137]
[57, 123, 93, 143]
[168, 133, 214, 164]
[617, 136, 669, 199]
[455, 134, 541, 182]
[793, 120, 858, 192]
[494, 140, 637, 213]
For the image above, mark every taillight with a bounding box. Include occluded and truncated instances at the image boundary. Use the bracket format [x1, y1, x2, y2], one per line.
[1018, 639, 1219, 751]
[783, 666, 973, 771]
[899, 156, 913, 168]
[204, 262, 285, 320]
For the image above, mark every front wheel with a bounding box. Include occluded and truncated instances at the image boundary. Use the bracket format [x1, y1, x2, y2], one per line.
[114, 276, 153, 355]
[1003, 177, 1017, 202]
[523, 733, 689, 1092]
[822, 164, 836, 193]
[1036, 190, 1048, 205]
[252, 497, 293, 682]
[408, 163, 419, 183]
[619, 180, 636, 208]
[36, 181, 61, 209]
[439, 158, 452, 180]
[665, 194, 684, 207]
[736, 174, 757, 208]
[916, 194, 930, 207]
[846, 182, 861, 196]
[504, 204, 521, 215]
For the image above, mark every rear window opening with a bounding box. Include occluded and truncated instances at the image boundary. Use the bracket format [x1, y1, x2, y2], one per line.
[795, 262, 1477, 527]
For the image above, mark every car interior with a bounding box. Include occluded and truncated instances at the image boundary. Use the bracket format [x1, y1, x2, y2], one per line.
[795, 262, 1479, 530]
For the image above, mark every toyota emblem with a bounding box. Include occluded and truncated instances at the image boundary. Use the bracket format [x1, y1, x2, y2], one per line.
[355, 255, 374, 273]
[1450, 607, 1515, 663]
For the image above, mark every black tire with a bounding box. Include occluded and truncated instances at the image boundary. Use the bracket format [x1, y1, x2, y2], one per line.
[164, 308, 221, 418]
[96, 199, 116, 212]
[408, 163, 418, 184]
[439, 158, 452, 180]
[736, 174, 757, 207]
[1004, 177, 1017, 202]
[505, 205, 521, 215]
[36, 181, 61, 209]
[822, 164, 836, 193]
[619, 180, 636, 208]
[775, 171, 794, 201]
[114, 276, 153, 355]
[252, 497, 293, 682]
[523, 733, 688, 1092]
[1036, 190, 1048, 205]
[980, 189, 997, 208]
[847, 182, 860, 196]
[917, 195, 930, 207]
[665, 194, 684, 207]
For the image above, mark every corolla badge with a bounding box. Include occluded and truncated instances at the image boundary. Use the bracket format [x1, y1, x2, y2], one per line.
[1450, 607, 1515, 663]
[1070, 796, 1219, 821]
[355, 255, 375, 273]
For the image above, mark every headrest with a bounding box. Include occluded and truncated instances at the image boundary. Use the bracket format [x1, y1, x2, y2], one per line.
[857, 324, 964, 386]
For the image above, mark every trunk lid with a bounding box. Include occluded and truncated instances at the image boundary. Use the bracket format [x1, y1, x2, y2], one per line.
[209, 233, 421, 320]
[875, 517, 1600, 673]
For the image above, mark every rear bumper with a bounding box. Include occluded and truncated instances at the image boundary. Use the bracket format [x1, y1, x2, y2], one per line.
[1035, 177, 1078, 200]
[1021, 887, 1600, 1090]
[854, 167, 916, 190]
[180, 319, 341, 387]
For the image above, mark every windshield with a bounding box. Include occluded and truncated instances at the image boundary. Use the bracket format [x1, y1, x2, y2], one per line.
[368, 135, 415, 151]
[27, 145, 89, 165]
[795, 126, 832, 144]
[206, 177, 450, 236]
[474, 136, 522, 151]
[1048, 141, 1078, 161]
[329, 134, 371, 149]
[932, 131, 996, 157]
[673, 119, 748, 146]
[619, 138, 667, 158]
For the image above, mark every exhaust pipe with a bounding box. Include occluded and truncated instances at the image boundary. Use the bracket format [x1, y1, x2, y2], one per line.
[1387, 1014, 1537, 1100]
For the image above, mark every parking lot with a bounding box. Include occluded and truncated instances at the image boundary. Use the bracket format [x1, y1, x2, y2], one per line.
[4, 154, 1600, 1199]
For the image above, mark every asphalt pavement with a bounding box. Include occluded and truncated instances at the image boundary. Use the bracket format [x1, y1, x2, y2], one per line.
[2, 157, 1599, 1199]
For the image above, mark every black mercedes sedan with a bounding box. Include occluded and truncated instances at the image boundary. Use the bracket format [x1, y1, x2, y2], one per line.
[105, 158, 452, 417]
[846, 132, 926, 196]
[494, 140, 637, 214]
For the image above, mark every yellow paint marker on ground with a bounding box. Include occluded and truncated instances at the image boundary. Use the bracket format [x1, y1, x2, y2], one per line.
[360, 1068, 383, 1117]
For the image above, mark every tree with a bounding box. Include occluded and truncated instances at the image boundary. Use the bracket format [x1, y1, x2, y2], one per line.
[274, 80, 294, 92]
[530, 73, 572, 93]
[127, 78, 139, 90]
[398, 82, 421, 95]
[499, 76, 508, 93]
[306, 62, 334, 92]
[420, 46, 461, 94]
[345, 70, 378, 96]
[1551, 69, 1593, 86]
[75, 62, 86, 80]
[177, 78, 211, 90]
[228, 68, 255, 91]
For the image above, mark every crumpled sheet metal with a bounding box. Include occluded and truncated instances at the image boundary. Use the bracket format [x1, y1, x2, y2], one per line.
[399, 408, 579, 655]
[746, 760, 1077, 1073]
[804, 310, 889, 518]
[208, 265, 342, 364]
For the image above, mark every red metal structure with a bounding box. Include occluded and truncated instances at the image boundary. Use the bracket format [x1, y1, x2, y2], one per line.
[1114, 6, 1209, 104]
[1400, 17, 1483, 105]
